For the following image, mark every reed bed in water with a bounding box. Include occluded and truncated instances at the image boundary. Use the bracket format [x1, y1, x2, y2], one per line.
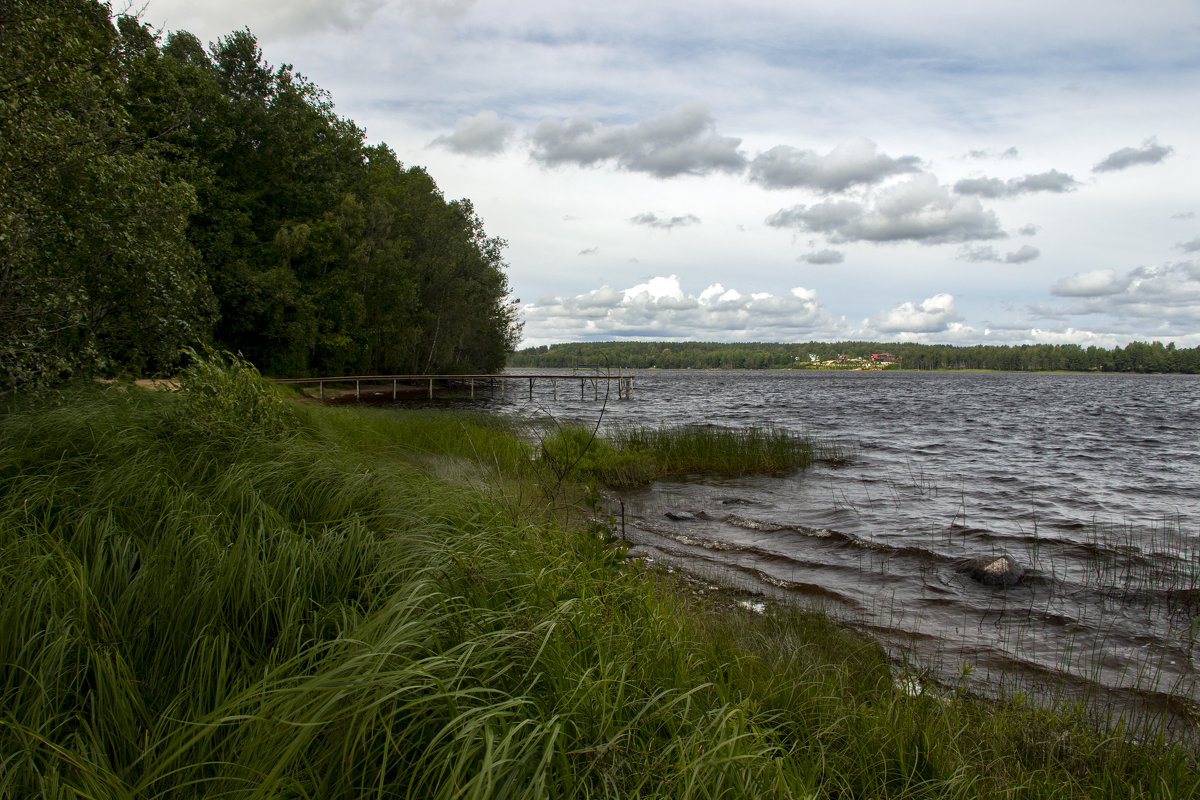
[1, 364, 1197, 797]
[539, 423, 840, 489]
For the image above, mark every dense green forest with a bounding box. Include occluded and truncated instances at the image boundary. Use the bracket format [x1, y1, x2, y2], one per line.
[0, 0, 521, 392]
[511, 339, 1200, 373]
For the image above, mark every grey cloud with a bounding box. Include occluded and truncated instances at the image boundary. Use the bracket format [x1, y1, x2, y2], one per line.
[954, 169, 1079, 198]
[630, 212, 701, 231]
[767, 175, 1004, 245]
[1171, 212, 1196, 220]
[1005, 245, 1041, 264]
[1018, 224, 1040, 236]
[800, 249, 845, 265]
[749, 138, 922, 193]
[966, 147, 1019, 160]
[1176, 236, 1200, 253]
[1093, 138, 1175, 172]
[578, 246, 599, 256]
[1051, 269, 1131, 297]
[530, 103, 747, 178]
[191, 0, 386, 36]
[767, 201, 862, 234]
[531, 118, 620, 167]
[957, 245, 1000, 262]
[1051, 262, 1200, 329]
[430, 110, 515, 155]
[402, 0, 477, 21]
[1015, 171, 1079, 193]
[953, 177, 1006, 198]
[956, 244, 1040, 263]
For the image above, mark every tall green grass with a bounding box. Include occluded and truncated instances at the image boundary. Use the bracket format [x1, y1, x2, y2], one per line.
[1, 369, 1196, 797]
[539, 423, 838, 489]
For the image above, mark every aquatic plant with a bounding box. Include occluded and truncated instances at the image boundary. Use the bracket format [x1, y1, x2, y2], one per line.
[538, 423, 837, 489]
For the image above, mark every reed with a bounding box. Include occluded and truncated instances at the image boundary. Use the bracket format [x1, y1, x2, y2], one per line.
[539, 423, 839, 489]
[0, 365, 1196, 797]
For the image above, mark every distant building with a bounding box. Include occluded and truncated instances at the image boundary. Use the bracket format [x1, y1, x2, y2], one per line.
[870, 353, 897, 362]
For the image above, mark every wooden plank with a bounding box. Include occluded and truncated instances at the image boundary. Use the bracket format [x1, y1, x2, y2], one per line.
[269, 373, 633, 402]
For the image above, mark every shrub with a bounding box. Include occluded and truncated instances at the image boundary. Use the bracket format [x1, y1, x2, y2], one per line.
[174, 346, 296, 438]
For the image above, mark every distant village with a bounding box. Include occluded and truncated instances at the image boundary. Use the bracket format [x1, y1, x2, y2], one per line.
[797, 353, 898, 370]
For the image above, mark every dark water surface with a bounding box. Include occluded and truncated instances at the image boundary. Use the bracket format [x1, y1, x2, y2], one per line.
[461, 370, 1200, 726]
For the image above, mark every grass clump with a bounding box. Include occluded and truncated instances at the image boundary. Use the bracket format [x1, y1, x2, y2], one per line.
[540, 423, 831, 489]
[613, 424, 824, 475]
[1, 363, 1197, 798]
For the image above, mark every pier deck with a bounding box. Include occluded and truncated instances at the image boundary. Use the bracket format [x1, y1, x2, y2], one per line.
[271, 373, 634, 401]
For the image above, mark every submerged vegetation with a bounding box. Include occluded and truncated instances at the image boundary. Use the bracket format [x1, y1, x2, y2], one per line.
[2, 358, 1197, 798]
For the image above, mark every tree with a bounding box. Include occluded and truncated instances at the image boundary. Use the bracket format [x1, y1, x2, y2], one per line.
[2, 7, 522, 389]
[0, 0, 210, 390]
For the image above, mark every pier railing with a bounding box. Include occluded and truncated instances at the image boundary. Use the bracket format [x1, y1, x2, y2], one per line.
[271, 373, 634, 401]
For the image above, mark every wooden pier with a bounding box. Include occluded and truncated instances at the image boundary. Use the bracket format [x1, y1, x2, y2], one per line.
[271, 373, 634, 402]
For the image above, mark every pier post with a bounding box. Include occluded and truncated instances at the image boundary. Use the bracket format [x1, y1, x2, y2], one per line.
[355, 379, 360, 400]
[552, 378, 557, 400]
[393, 379, 397, 400]
[428, 378, 433, 399]
[319, 381, 324, 400]
[470, 378, 474, 399]
[529, 377, 533, 400]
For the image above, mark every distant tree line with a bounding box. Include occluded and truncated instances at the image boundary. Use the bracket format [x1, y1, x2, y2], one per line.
[1, 0, 521, 392]
[511, 340, 1200, 374]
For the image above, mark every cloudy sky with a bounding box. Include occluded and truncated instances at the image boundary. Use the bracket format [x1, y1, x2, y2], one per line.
[142, 0, 1200, 348]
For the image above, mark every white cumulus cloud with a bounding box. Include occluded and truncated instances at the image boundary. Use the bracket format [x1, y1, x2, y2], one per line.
[869, 293, 963, 334]
[521, 276, 838, 344]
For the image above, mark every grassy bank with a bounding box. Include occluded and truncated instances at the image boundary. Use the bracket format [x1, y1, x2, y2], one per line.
[1, 363, 1196, 797]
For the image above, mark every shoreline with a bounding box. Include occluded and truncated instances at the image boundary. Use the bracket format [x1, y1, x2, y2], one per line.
[3, 379, 1197, 796]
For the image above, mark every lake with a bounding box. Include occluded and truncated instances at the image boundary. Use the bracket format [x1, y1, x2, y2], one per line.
[452, 369, 1200, 728]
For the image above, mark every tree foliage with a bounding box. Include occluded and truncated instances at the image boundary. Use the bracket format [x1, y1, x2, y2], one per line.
[511, 340, 1200, 374]
[1, 0, 521, 392]
[0, 0, 210, 390]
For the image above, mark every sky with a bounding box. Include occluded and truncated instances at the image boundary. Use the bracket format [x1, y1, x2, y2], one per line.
[140, 0, 1200, 349]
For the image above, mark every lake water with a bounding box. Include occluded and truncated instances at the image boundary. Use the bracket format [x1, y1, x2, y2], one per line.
[454, 369, 1200, 728]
